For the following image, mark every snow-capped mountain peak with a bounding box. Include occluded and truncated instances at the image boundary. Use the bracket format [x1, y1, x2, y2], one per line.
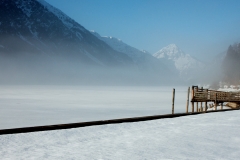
[153, 44, 184, 60]
[153, 44, 204, 80]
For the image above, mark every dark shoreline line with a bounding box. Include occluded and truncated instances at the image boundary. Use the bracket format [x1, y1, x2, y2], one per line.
[0, 109, 239, 135]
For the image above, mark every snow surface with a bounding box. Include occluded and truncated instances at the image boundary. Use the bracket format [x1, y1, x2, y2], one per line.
[218, 88, 240, 92]
[0, 86, 188, 129]
[0, 110, 240, 159]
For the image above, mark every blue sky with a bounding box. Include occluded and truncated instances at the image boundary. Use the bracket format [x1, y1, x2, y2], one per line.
[45, 0, 240, 61]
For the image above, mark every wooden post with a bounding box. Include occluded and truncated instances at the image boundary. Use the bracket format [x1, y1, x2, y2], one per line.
[172, 88, 175, 114]
[205, 101, 207, 112]
[196, 102, 198, 112]
[206, 89, 208, 99]
[191, 86, 194, 100]
[186, 87, 190, 113]
[196, 87, 199, 112]
[200, 87, 203, 112]
[192, 101, 194, 113]
[191, 86, 194, 113]
[215, 92, 218, 110]
[205, 89, 208, 112]
[200, 102, 203, 112]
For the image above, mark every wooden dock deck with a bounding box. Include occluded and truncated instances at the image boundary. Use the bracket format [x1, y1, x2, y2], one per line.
[191, 86, 240, 103]
[188, 86, 240, 112]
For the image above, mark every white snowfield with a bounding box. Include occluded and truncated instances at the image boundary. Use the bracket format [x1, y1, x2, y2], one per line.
[0, 86, 187, 129]
[1, 111, 240, 160]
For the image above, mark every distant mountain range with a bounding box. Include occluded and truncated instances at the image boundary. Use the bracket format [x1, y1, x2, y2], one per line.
[1, 0, 231, 85]
[90, 31, 173, 74]
[0, 0, 177, 85]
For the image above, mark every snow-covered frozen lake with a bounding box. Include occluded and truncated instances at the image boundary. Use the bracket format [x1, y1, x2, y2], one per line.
[1, 85, 240, 159]
[0, 85, 188, 129]
[1, 110, 240, 159]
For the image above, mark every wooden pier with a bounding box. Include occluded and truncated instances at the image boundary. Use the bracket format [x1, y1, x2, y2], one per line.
[187, 86, 240, 112]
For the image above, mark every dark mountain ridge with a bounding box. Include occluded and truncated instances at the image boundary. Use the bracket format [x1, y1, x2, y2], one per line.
[0, 0, 133, 66]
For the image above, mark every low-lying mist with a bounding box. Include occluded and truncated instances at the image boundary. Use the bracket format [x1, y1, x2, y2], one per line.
[0, 52, 181, 86]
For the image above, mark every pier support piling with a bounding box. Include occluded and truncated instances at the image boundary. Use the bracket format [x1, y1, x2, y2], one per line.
[172, 88, 175, 114]
[186, 87, 190, 113]
[200, 87, 203, 112]
[205, 101, 208, 112]
[215, 92, 217, 110]
[196, 102, 198, 112]
[192, 102, 194, 113]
